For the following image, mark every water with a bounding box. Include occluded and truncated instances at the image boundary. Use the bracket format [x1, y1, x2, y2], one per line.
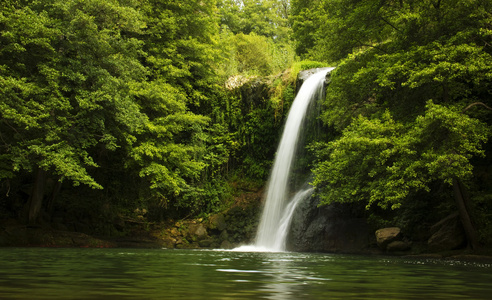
[255, 68, 335, 251]
[0, 248, 490, 299]
[271, 188, 313, 251]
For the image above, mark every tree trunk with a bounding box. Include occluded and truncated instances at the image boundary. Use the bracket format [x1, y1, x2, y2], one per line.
[47, 177, 63, 216]
[28, 168, 47, 225]
[452, 178, 479, 250]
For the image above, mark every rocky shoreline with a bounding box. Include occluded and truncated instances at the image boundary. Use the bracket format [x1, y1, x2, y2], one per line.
[1, 223, 491, 264]
[2, 184, 490, 264]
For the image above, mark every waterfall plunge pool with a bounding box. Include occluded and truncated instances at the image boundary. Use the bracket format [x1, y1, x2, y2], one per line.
[0, 247, 490, 299]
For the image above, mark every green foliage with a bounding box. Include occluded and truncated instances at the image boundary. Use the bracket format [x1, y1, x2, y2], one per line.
[234, 33, 273, 76]
[293, 60, 328, 71]
[216, 0, 295, 79]
[292, 0, 492, 63]
[236, 92, 282, 180]
[292, 0, 492, 246]
[0, 0, 250, 222]
[0, 0, 146, 189]
[312, 102, 489, 210]
[218, 0, 290, 42]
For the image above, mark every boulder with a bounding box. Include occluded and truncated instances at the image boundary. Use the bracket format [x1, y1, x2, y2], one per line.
[219, 230, 229, 241]
[208, 214, 227, 231]
[220, 240, 233, 249]
[375, 227, 402, 249]
[198, 238, 214, 247]
[287, 197, 371, 253]
[188, 224, 208, 240]
[428, 213, 466, 252]
[387, 240, 411, 252]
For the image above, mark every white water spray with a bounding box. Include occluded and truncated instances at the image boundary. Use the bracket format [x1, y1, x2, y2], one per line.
[270, 188, 314, 250]
[235, 68, 334, 252]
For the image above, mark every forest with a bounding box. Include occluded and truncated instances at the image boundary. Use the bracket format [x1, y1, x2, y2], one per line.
[0, 0, 491, 252]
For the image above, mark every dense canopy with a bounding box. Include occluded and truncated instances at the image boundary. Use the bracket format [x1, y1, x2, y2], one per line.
[0, 0, 491, 248]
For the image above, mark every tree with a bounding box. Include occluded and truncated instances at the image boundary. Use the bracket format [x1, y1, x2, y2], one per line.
[301, 0, 492, 248]
[216, 0, 295, 78]
[292, 0, 492, 63]
[312, 102, 489, 248]
[218, 0, 290, 42]
[0, 0, 147, 223]
[124, 0, 232, 215]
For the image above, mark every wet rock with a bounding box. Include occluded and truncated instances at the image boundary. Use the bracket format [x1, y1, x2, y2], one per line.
[288, 197, 371, 253]
[428, 213, 466, 252]
[376, 227, 402, 249]
[220, 240, 233, 249]
[297, 67, 333, 84]
[296, 67, 333, 93]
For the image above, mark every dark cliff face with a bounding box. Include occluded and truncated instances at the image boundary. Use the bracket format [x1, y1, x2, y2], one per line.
[239, 78, 271, 109]
[287, 195, 373, 253]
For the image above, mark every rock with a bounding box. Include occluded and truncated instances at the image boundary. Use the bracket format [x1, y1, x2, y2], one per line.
[219, 230, 229, 241]
[297, 67, 333, 84]
[188, 224, 208, 239]
[428, 213, 466, 252]
[220, 240, 233, 249]
[170, 227, 180, 237]
[387, 240, 411, 252]
[198, 239, 214, 247]
[208, 214, 227, 231]
[160, 237, 176, 249]
[287, 197, 371, 253]
[296, 67, 333, 93]
[375, 227, 402, 249]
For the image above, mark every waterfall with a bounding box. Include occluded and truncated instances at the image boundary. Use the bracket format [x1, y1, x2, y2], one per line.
[270, 188, 314, 251]
[248, 67, 334, 252]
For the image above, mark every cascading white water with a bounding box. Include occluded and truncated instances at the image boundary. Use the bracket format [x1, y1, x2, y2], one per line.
[271, 188, 314, 250]
[251, 67, 334, 252]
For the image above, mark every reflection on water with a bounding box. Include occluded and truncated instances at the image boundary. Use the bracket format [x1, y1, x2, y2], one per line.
[260, 255, 315, 300]
[0, 248, 490, 299]
[217, 253, 312, 299]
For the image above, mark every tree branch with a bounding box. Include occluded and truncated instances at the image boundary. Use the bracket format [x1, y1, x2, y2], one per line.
[356, 39, 388, 54]
[461, 102, 492, 114]
[379, 16, 401, 33]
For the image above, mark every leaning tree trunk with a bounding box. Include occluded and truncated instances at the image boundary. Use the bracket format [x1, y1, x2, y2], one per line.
[28, 168, 47, 225]
[452, 178, 479, 250]
[455, 101, 491, 249]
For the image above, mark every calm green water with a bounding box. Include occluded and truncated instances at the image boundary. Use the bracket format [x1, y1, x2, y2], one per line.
[0, 248, 490, 299]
